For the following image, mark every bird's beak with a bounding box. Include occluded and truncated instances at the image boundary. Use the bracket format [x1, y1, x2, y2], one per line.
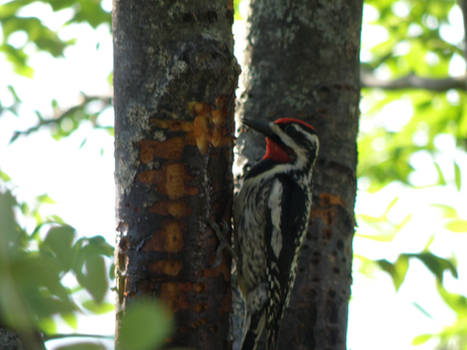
[242, 118, 275, 138]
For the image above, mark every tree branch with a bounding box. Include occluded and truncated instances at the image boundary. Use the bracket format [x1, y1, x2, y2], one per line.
[43, 333, 114, 341]
[361, 70, 467, 92]
[9, 94, 112, 143]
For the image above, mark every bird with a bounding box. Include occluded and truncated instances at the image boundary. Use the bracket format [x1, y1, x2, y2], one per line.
[233, 117, 319, 350]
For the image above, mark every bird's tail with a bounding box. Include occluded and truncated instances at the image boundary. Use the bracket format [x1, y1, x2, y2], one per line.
[240, 310, 265, 350]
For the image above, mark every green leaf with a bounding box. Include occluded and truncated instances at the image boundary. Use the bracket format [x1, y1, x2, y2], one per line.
[20, 202, 30, 216]
[0, 190, 18, 240]
[0, 169, 11, 182]
[61, 312, 78, 330]
[2, 44, 34, 77]
[29, 287, 76, 318]
[82, 300, 114, 315]
[75, 236, 114, 258]
[119, 300, 173, 350]
[436, 282, 467, 313]
[48, 0, 78, 11]
[406, 252, 458, 282]
[67, 0, 110, 28]
[445, 219, 467, 233]
[49, 214, 66, 224]
[108, 263, 115, 280]
[454, 162, 461, 190]
[37, 193, 55, 204]
[376, 255, 409, 290]
[82, 255, 108, 303]
[356, 232, 396, 242]
[72, 236, 113, 293]
[383, 197, 398, 217]
[412, 334, 432, 345]
[42, 225, 76, 271]
[234, 0, 242, 20]
[433, 161, 446, 186]
[37, 317, 57, 335]
[357, 213, 382, 223]
[107, 72, 113, 85]
[431, 204, 458, 218]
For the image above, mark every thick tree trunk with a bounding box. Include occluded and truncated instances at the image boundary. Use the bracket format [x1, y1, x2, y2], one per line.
[236, 1, 362, 349]
[113, 1, 239, 349]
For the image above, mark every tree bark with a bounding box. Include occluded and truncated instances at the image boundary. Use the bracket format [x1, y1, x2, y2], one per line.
[0, 327, 44, 350]
[236, 1, 362, 349]
[113, 1, 239, 349]
[0, 328, 25, 350]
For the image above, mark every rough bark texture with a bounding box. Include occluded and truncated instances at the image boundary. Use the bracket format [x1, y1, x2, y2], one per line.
[113, 1, 239, 349]
[0, 327, 44, 350]
[0, 328, 24, 350]
[236, 1, 362, 349]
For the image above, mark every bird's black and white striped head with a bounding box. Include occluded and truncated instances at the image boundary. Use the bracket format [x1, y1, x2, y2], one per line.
[243, 117, 319, 169]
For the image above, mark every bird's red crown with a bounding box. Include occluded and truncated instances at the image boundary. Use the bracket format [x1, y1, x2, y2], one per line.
[264, 118, 315, 163]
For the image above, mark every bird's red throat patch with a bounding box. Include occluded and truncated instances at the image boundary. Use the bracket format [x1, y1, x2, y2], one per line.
[264, 138, 292, 163]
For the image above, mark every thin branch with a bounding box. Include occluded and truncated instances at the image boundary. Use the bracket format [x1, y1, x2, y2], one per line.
[43, 333, 114, 341]
[361, 70, 467, 92]
[9, 94, 112, 143]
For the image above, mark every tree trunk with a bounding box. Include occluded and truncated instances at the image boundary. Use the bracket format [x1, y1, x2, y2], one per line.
[113, 1, 239, 349]
[236, 1, 362, 349]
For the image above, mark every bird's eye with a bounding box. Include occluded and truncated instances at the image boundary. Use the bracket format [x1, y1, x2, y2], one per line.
[284, 124, 294, 133]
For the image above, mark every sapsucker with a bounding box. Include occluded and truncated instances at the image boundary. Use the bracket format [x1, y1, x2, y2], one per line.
[234, 118, 319, 350]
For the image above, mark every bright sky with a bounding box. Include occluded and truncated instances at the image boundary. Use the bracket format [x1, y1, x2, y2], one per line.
[1, 1, 466, 349]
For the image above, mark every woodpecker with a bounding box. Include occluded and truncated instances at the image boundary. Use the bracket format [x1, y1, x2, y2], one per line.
[234, 117, 319, 350]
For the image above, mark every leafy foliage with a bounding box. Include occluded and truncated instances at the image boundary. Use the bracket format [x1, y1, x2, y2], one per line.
[360, 0, 466, 189]
[0, 182, 173, 348]
[0, 186, 113, 346]
[377, 252, 457, 291]
[118, 300, 174, 350]
[0, 0, 110, 75]
[413, 283, 467, 348]
[357, 0, 467, 347]
[0, 0, 113, 140]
